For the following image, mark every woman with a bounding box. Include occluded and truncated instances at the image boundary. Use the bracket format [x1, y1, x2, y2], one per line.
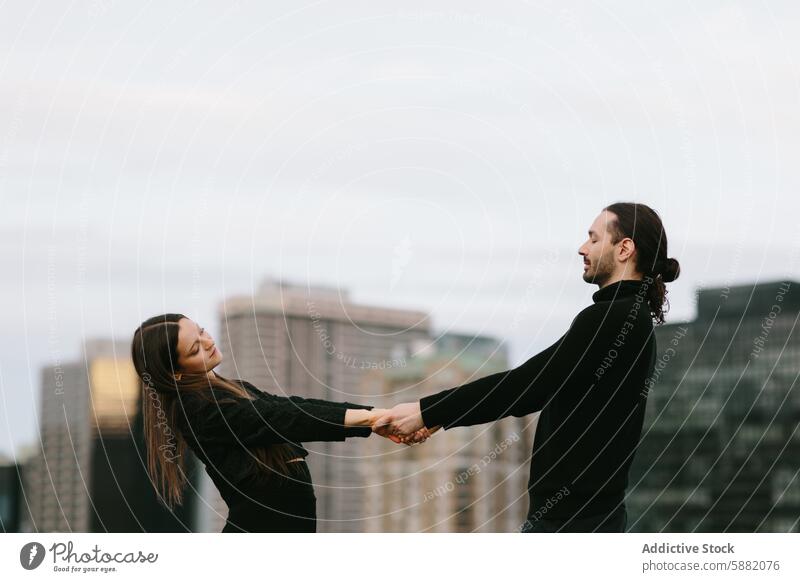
[131, 312, 409, 533]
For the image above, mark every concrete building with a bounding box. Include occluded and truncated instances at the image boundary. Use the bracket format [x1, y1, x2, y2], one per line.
[211, 279, 431, 532]
[361, 333, 534, 532]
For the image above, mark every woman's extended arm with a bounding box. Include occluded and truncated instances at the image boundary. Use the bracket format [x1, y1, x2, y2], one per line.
[186, 389, 387, 447]
[345, 408, 387, 427]
[240, 380, 375, 412]
[232, 381, 404, 442]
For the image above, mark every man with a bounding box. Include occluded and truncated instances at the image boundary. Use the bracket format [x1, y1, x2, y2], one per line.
[374, 202, 681, 532]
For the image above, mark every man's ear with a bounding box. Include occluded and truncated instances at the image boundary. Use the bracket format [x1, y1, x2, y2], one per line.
[617, 238, 636, 262]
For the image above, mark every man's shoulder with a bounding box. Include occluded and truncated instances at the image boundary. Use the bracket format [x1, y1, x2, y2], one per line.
[571, 303, 610, 326]
[573, 298, 652, 331]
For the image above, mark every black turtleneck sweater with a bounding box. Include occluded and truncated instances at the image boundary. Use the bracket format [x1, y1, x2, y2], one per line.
[420, 279, 657, 522]
[176, 379, 373, 532]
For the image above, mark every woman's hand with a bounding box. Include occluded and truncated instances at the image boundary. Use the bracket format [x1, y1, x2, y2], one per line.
[368, 409, 405, 443]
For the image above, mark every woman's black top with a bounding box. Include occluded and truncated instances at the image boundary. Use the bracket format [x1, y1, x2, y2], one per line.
[175, 379, 373, 532]
[420, 279, 657, 522]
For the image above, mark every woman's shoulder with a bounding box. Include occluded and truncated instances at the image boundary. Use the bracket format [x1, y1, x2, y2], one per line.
[180, 385, 240, 410]
[185, 378, 272, 405]
[231, 379, 274, 398]
[230, 379, 259, 396]
[224, 377, 251, 390]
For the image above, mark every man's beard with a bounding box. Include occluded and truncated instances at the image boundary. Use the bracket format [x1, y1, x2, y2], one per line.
[583, 253, 615, 286]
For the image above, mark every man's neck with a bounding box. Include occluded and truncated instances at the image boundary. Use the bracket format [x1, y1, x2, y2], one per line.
[598, 272, 644, 289]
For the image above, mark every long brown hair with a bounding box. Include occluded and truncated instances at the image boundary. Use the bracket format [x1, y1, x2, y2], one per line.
[604, 202, 681, 325]
[131, 313, 302, 509]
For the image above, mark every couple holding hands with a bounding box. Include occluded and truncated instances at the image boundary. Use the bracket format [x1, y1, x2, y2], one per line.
[132, 203, 679, 533]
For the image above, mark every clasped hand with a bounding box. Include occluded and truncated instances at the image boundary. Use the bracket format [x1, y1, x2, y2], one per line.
[371, 402, 441, 445]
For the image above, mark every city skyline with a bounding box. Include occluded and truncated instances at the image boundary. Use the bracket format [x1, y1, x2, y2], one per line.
[4, 2, 800, 461]
[5, 272, 798, 460]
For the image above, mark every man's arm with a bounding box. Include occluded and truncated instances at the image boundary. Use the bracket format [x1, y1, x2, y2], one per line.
[421, 306, 605, 430]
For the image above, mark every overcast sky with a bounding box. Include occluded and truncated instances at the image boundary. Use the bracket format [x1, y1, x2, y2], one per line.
[2, 0, 799, 458]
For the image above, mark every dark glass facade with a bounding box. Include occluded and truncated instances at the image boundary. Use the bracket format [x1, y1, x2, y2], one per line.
[628, 280, 800, 532]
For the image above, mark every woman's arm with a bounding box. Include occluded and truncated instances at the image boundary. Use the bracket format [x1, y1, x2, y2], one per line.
[242, 381, 375, 411]
[243, 384, 395, 438]
[288, 395, 374, 411]
[345, 408, 389, 427]
[189, 390, 381, 447]
[264, 393, 388, 431]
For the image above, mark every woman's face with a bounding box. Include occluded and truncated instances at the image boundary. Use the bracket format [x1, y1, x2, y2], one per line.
[176, 317, 223, 374]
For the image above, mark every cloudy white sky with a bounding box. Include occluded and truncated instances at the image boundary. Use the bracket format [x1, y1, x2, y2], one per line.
[2, 0, 799, 458]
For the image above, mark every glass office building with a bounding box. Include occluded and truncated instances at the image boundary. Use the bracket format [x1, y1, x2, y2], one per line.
[628, 280, 800, 532]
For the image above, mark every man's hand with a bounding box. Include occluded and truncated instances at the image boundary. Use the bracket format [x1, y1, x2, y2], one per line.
[372, 402, 425, 439]
[399, 425, 442, 445]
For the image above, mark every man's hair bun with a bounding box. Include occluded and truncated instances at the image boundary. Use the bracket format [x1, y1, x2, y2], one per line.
[661, 257, 680, 283]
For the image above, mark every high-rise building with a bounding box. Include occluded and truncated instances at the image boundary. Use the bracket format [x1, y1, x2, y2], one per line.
[212, 279, 431, 532]
[2, 445, 38, 532]
[362, 333, 534, 532]
[0, 454, 23, 532]
[27, 340, 199, 532]
[628, 280, 800, 532]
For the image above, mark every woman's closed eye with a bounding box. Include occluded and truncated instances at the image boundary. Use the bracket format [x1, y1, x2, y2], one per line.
[191, 328, 207, 355]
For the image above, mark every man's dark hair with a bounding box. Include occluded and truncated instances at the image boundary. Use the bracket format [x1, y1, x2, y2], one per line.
[604, 202, 681, 325]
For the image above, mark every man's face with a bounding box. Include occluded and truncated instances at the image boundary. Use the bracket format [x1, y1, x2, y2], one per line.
[578, 211, 619, 286]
